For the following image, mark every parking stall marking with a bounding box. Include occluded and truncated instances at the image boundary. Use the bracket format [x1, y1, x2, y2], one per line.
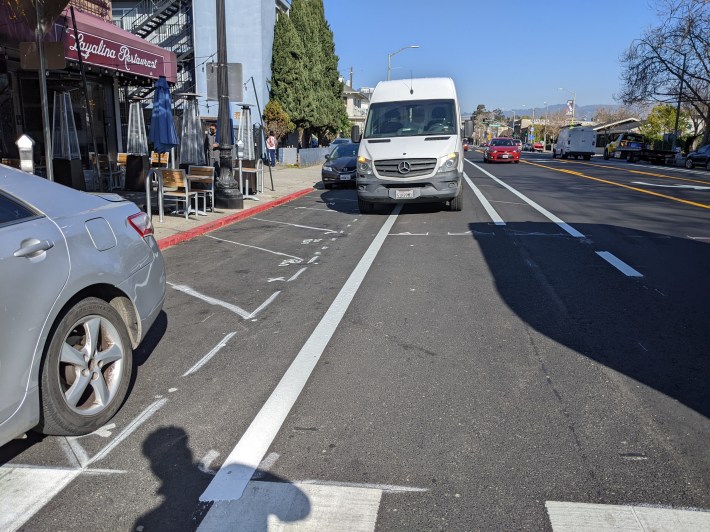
[167, 282, 280, 320]
[183, 332, 238, 377]
[251, 217, 339, 234]
[206, 235, 304, 262]
[199, 205, 402, 503]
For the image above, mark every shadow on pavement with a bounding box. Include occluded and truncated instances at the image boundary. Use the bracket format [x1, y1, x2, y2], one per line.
[469, 220, 710, 419]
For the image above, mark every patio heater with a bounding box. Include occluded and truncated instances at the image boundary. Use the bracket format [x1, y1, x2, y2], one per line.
[51, 91, 84, 190]
[236, 104, 257, 196]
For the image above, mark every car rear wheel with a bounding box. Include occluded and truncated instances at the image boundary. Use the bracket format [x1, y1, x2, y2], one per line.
[38, 297, 133, 436]
[685, 158, 694, 169]
[358, 197, 375, 214]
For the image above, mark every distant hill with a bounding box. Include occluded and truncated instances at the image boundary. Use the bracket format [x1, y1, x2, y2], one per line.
[461, 104, 622, 122]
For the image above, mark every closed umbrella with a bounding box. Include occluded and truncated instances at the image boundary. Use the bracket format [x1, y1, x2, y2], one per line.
[148, 76, 178, 154]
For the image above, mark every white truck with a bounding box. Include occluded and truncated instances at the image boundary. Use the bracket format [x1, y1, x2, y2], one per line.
[552, 125, 596, 160]
[354, 77, 464, 213]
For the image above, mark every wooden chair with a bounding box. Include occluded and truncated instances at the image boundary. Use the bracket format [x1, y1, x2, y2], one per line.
[151, 151, 169, 167]
[187, 165, 215, 213]
[98, 154, 123, 191]
[156, 168, 199, 220]
[1, 158, 21, 169]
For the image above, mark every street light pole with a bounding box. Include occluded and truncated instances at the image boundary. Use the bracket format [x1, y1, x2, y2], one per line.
[559, 87, 576, 126]
[214, 0, 242, 209]
[542, 102, 550, 150]
[387, 45, 419, 80]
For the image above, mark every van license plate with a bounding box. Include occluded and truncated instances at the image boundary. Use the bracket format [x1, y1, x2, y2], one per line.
[395, 189, 414, 199]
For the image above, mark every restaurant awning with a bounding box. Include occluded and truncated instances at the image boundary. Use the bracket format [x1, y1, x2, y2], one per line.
[60, 9, 177, 83]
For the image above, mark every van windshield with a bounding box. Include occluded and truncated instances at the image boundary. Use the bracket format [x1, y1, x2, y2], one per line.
[364, 99, 457, 138]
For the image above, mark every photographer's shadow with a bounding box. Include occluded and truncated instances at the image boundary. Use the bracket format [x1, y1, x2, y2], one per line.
[134, 426, 309, 531]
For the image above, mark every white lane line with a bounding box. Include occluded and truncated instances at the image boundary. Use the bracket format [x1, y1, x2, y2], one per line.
[88, 398, 167, 466]
[287, 267, 307, 282]
[183, 332, 237, 377]
[466, 160, 585, 238]
[60, 437, 88, 469]
[307, 256, 319, 264]
[251, 452, 280, 479]
[300, 479, 428, 493]
[463, 172, 505, 225]
[595, 251, 643, 277]
[246, 291, 281, 319]
[0, 467, 82, 532]
[546, 501, 710, 531]
[168, 283, 279, 320]
[631, 181, 710, 190]
[207, 235, 303, 261]
[252, 217, 338, 234]
[294, 206, 342, 212]
[198, 481, 382, 532]
[200, 205, 402, 503]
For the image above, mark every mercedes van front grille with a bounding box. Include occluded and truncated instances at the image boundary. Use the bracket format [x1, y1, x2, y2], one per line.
[374, 158, 437, 177]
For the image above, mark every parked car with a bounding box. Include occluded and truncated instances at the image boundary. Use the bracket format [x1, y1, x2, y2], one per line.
[533, 141, 544, 152]
[0, 166, 165, 447]
[331, 137, 350, 146]
[322, 142, 359, 189]
[463, 139, 470, 151]
[483, 137, 521, 163]
[513, 139, 523, 151]
[684, 144, 710, 169]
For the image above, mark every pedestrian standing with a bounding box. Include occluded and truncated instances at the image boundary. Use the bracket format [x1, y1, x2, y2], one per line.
[266, 130, 277, 167]
[204, 124, 220, 173]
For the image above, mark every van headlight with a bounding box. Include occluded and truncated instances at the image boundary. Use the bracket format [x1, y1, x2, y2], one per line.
[358, 156, 373, 175]
[437, 152, 458, 173]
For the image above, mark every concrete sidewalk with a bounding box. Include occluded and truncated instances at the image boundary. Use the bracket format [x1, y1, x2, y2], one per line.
[119, 164, 323, 249]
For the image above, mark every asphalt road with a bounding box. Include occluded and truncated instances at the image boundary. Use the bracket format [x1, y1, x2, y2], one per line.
[2, 150, 709, 531]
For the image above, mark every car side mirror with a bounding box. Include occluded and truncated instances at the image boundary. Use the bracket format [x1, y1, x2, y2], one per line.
[351, 125, 361, 143]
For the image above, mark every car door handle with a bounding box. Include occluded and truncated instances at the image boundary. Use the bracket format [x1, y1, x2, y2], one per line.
[14, 239, 54, 258]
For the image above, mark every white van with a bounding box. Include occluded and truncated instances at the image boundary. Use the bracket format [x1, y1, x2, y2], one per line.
[355, 78, 464, 213]
[553, 125, 596, 160]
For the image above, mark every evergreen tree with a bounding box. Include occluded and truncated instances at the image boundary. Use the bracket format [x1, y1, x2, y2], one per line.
[276, 0, 348, 141]
[270, 8, 314, 133]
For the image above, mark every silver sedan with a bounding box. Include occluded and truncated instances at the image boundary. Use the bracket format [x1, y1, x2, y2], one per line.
[0, 165, 165, 447]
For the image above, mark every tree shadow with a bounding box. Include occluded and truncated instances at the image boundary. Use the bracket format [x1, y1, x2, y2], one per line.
[135, 426, 310, 531]
[469, 221, 710, 418]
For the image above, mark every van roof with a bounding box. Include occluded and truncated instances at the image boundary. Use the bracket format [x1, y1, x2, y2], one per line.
[370, 77, 457, 103]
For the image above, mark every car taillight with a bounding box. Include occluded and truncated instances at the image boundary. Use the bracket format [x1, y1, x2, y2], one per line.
[128, 211, 154, 238]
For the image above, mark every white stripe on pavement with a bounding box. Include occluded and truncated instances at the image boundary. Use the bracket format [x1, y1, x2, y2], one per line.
[546, 501, 710, 531]
[197, 481, 382, 532]
[466, 160, 585, 238]
[183, 332, 237, 377]
[463, 172, 505, 225]
[0, 467, 81, 532]
[200, 205, 402, 503]
[595, 251, 643, 277]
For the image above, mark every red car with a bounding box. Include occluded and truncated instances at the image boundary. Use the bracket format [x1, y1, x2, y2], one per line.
[483, 137, 520, 163]
[533, 141, 544, 152]
[463, 139, 470, 151]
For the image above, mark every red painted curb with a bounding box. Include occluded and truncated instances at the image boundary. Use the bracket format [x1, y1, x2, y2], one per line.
[157, 187, 315, 250]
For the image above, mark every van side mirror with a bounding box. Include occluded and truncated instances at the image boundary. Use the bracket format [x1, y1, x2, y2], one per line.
[351, 125, 361, 143]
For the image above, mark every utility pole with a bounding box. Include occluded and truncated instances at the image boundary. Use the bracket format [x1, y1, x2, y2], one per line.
[214, 0, 242, 208]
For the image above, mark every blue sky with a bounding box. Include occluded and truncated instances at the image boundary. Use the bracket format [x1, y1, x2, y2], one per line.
[323, 0, 662, 113]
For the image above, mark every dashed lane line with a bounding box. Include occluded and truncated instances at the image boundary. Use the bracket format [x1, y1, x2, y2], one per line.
[463, 171, 505, 225]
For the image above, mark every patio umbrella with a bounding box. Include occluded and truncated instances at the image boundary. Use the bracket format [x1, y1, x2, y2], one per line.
[178, 94, 205, 166]
[148, 76, 178, 154]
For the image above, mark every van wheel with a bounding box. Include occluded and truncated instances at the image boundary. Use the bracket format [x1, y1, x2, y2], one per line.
[38, 298, 133, 436]
[685, 158, 694, 169]
[552, 150, 556, 159]
[449, 191, 463, 211]
[358, 197, 375, 214]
